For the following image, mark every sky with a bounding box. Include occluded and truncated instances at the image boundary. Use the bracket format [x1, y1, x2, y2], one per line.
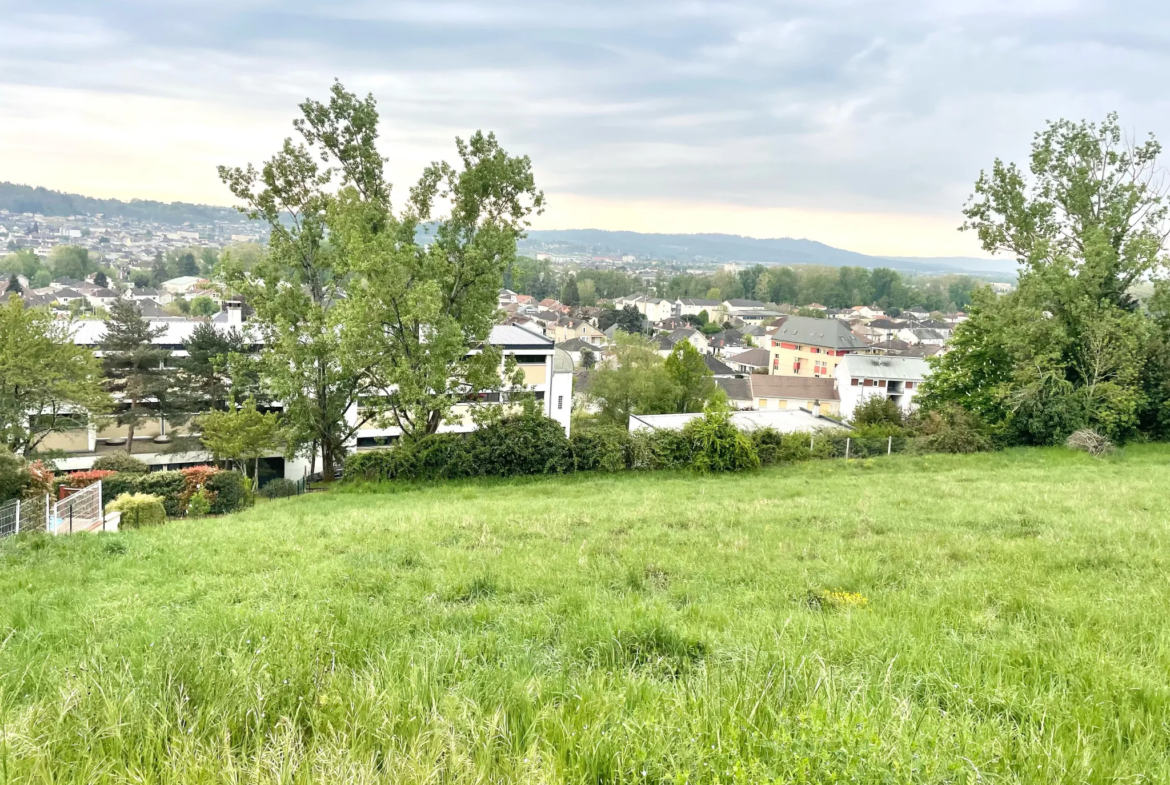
[1, 1, 1168, 258]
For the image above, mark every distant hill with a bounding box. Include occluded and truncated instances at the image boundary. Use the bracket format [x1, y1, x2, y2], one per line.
[0, 182, 247, 225]
[522, 229, 1017, 277]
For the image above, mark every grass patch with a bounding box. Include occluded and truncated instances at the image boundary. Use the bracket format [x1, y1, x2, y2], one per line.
[2, 446, 1169, 782]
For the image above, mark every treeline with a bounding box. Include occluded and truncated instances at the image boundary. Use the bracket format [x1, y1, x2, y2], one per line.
[0, 182, 248, 224]
[507, 255, 983, 312]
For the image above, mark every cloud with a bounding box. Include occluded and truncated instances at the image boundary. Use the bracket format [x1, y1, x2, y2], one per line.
[1, 0, 1168, 256]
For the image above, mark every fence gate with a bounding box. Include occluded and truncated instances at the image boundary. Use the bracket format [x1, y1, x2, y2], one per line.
[50, 482, 105, 535]
[0, 494, 50, 539]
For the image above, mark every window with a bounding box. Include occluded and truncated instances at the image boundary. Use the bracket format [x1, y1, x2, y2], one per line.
[793, 361, 802, 373]
[864, 379, 873, 386]
[514, 355, 546, 365]
[878, 379, 887, 387]
[810, 347, 819, 354]
[905, 381, 915, 390]
[557, 395, 563, 410]
[851, 378, 859, 386]
[535, 391, 545, 401]
[773, 357, 779, 369]
[759, 399, 767, 408]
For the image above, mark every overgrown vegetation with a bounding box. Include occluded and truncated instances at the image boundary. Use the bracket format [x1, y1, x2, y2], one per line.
[2, 446, 1168, 782]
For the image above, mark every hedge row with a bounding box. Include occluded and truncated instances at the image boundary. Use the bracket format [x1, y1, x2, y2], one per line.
[346, 409, 992, 484]
[62, 465, 250, 517]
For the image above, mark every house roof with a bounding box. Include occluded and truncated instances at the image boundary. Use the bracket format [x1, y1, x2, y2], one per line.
[667, 327, 700, 341]
[728, 347, 770, 367]
[704, 354, 736, 375]
[725, 298, 766, 308]
[555, 338, 597, 352]
[868, 318, 904, 330]
[488, 323, 554, 348]
[771, 315, 870, 350]
[716, 377, 752, 401]
[677, 298, 721, 307]
[836, 354, 930, 381]
[750, 375, 839, 402]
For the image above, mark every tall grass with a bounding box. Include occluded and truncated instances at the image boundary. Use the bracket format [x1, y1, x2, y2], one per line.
[2, 446, 1169, 783]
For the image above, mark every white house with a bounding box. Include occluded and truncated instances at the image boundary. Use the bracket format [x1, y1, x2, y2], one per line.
[675, 298, 723, 319]
[615, 294, 674, 322]
[833, 355, 930, 421]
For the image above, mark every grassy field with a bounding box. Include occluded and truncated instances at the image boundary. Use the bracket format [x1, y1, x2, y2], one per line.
[2, 446, 1170, 783]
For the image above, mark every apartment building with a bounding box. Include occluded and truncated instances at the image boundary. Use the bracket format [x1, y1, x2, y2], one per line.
[768, 315, 871, 378]
[44, 315, 572, 480]
[833, 355, 930, 420]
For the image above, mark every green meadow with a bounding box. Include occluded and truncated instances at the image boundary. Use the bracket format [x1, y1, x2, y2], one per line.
[2, 446, 1169, 783]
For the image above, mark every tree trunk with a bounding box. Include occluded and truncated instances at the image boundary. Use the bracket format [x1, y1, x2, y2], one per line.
[322, 440, 336, 483]
[126, 404, 136, 454]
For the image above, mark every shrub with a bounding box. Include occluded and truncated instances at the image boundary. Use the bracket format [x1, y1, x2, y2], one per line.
[0, 449, 30, 502]
[628, 428, 693, 470]
[186, 489, 212, 517]
[1067, 428, 1114, 457]
[259, 478, 298, 499]
[684, 409, 760, 473]
[92, 453, 150, 475]
[25, 460, 54, 499]
[180, 465, 220, 511]
[101, 473, 137, 507]
[916, 405, 993, 454]
[205, 470, 249, 514]
[570, 424, 629, 472]
[851, 396, 905, 428]
[751, 428, 785, 466]
[135, 471, 187, 517]
[63, 469, 115, 489]
[459, 415, 571, 478]
[106, 493, 166, 530]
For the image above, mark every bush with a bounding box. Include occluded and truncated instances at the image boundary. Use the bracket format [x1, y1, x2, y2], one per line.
[570, 424, 629, 472]
[851, 396, 906, 428]
[135, 471, 187, 517]
[92, 453, 150, 474]
[459, 415, 571, 478]
[63, 469, 115, 489]
[684, 409, 760, 473]
[259, 478, 298, 499]
[916, 405, 993, 454]
[25, 460, 54, 499]
[205, 470, 249, 514]
[180, 465, 220, 511]
[186, 489, 212, 517]
[0, 450, 30, 502]
[101, 473, 137, 507]
[627, 428, 694, 470]
[1067, 428, 1114, 457]
[344, 416, 571, 482]
[106, 493, 166, 530]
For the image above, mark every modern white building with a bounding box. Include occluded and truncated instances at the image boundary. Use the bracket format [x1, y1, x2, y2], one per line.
[833, 355, 930, 421]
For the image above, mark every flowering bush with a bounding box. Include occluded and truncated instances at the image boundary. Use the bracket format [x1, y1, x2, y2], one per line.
[25, 461, 55, 499]
[180, 465, 220, 512]
[63, 469, 116, 490]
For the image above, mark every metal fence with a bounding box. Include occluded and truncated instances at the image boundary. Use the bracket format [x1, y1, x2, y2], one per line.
[0, 494, 50, 539]
[49, 482, 105, 535]
[810, 435, 917, 459]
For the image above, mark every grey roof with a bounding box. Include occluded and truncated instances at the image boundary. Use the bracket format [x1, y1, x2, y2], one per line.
[488, 323, 553, 347]
[750, 375, 839, 402]
[727, 347, 770, 367]
[716, 377, 752, 401]
[677, 298, 721, 306]
[771, 315, 870, 350]
[837, 354, 930, 381]
[667, 327, 699, 341]
[725, 298, 766, 308]
[868, 318, 904, 330]
[704, 354, 736, 375]
[555, 338, 597, 352]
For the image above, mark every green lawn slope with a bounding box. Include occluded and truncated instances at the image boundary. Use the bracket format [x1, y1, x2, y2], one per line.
[2, 446, 1169, 783]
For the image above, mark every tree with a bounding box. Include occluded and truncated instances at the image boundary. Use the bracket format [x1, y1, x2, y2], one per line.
[32, 270, 51, 288]
[614, 304, 645, 335]
[586, 332, 678, 426]
[189, 295, 219, 316]
[101, 298, 174, 452]
[178, 323, 252, 413]
[924, 114, 1168, 444]
[6, 274, 21, 295]
[664, 340, 717, 413]
[199, 398, 284, 487]
[753, 272, 773, 304]
[562, 275, 580, 306]
[577, 278, 597, 306]
[93, 271, 109, 288]
[150, 252, 169, 287]
[0, 295, 109, 454]
[177, 252, 199, 277]
[49, 246, 93, 280]
[580, 346, 596, 370]
[131, 271, 152, 289]
[597, 306, 618, 332]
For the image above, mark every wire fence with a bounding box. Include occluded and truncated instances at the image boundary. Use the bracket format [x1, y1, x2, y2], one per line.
[0, 494, 50, 539]
[810, 435, 917, 460]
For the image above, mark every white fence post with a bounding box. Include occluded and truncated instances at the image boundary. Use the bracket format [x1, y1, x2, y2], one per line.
[845, 437, 851, 460]
[97, 480, 104, 528]
[14, 498, 19, 535]
[888, 435, 892, 455]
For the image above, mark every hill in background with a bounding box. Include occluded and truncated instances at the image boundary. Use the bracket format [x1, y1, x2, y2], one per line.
[522, 229, 1016, 277]
[0, 182, 247, 225]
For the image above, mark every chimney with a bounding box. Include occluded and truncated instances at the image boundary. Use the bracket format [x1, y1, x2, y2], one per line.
[225, 299, 244, 325]
[811, 400, 821, 417]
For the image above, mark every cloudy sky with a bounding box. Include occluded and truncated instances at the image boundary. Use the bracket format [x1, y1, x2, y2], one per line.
[1, 0, 1167, 256]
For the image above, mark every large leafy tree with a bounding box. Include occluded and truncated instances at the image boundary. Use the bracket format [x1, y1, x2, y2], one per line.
[0, 295, 109, 454]
[199, 398, 284, 486]
[220, 82, 542, 473]
[587, 333, 678, 426]
[100, 298, 175, 452]
[923, 114, 1168, 443]
[664, 340, 718, 413]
